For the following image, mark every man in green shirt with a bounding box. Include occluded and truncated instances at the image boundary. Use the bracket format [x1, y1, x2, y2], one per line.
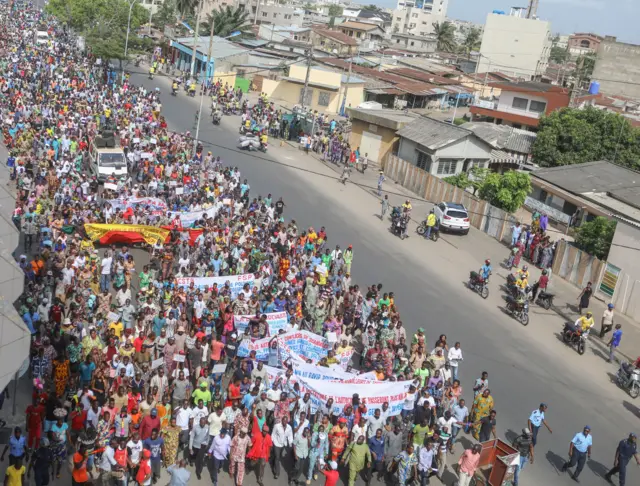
[415, 362, 431, 388]
[191, 382, 211, 407]
[412, 417, 430, 446]
[343, 246, 354, 275]
[342, 435, 371, 486]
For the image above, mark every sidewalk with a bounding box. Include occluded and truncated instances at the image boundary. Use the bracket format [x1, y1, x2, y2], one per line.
[277, 132, 640, 364]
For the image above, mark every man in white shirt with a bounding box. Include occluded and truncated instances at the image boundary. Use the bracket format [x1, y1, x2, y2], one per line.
[207, 428, 231, 486]
[126, 432, 144, 468]
[271, 416, 293, 479]
[99, 438, 118, 481]
[100, 251, 113, 292]
[175, 400, 193, 452]
[447, 342, 463, 382]
[366, 409, 386, 439]
[150, 368, 169, 398]
[207, 408, 224, 439]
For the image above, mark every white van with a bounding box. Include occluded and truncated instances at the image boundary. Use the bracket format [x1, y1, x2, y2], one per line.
[35, 31, 49, 45]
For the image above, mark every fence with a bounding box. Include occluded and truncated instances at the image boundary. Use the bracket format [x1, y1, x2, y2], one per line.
[383, 154, 605, 293]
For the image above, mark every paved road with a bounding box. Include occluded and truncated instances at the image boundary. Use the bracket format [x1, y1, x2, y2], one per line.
[120, 70, 640, 486]
[2, 62, 638, 486]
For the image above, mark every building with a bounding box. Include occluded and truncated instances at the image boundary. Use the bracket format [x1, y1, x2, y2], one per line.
[258, 25, 311, 43]
[527, 161, 640, 320]
[458, 72, 515, 99]
[567, 33, 603, 56]
[396, 0, 449, 17]
[311, 27, 358, 56]
[592, 38, 640, 99]
[470, 81, 570, 131]
[478, 12, 552, 80]
[396, 116, 493, 177]
[238, 1, 304, 27]
[461, 121, 537, 168]
[391, 8, 445, 37]
[168, 36, 248, 82]
[260, 64, 365, 114]
[389, 33, 436, 54]
[347, 108, 420, 164]
[339, 21, 386, 50]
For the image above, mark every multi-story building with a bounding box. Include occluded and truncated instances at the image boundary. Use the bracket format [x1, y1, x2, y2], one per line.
[478, 12, 552, 81]
[470, 81, 570, 131]
[390, 33, 436, 54]
[592, 37, 640, 99]
[391, 8, 445, 37]
[311, 27, 358, 56]
[339, 21, 386, 50]
[237, 1, 304, 27]
[568, 33, 603, 56]
[396, 0, 448, 17]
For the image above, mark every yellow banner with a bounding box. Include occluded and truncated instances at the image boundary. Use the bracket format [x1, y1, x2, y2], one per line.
[84, 224, 170, 246]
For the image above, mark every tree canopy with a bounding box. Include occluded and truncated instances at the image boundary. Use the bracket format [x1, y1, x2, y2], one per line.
[549, 46, 569, 63]
[328, 5, 343, 17]
[478, 170, 532, 213]
[461, 28, 481, 58]
[433, 21, 457, 52]
[574, 216, 617, 260]
[532, 107, 640, 170]
[201, 6, 251, 38]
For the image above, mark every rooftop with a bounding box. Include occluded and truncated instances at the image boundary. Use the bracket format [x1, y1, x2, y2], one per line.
[395, 57, 459, 75]
[173, 36, 248, 60]
[339, 21, 384, 32]
[347, 108, 420, 130]
[397, 117, 473, 151]
[532, 161, 640, 218]
[312, 27, 358, 46]
[461, 122, 537, 154]
[490, 81, 568, 94]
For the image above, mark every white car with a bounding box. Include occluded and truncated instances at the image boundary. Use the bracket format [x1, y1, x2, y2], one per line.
[35, 31, 49, 45]
[434, 202, 470, 235]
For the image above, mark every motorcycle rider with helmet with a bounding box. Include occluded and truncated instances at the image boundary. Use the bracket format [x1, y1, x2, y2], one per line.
[425, 209, 437, 239]
[172, 80, 179, 95]
[531, 269, 549, 302]
[480, 259, 492, 281]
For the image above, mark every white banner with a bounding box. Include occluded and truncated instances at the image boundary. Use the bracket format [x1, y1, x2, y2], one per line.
[107, 196, 168, 215]
[168, 206, 218, 227]
[234, 311, 288, 336]
[175, 273, 255, 298]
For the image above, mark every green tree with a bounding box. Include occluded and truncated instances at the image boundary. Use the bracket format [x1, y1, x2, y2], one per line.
[328, 5, 343, 17]
[154, 0, 177, 31]
[532, 107, 640, 170]
[432, 21, 457, 52]
[202, 6, 251, 38]
[573, 53, 596, 83]
[574, 216, 617, 259]
[176, 0, 197, 17]
[443, 172, 470, 189]
[443, 167, 489, 195]
[478, 171, 532, 213]
[461, 27, 481, 58]
[549, 46, 569, 63]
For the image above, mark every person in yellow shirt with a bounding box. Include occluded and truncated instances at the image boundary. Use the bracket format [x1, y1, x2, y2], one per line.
[109, 320, 124, 338]
[4, 457, 26, 486]
[578, 311, 595, 332]
[515, 273, 528, 290]
[260, 133, 268, 146]
[520, 265, 530, 281]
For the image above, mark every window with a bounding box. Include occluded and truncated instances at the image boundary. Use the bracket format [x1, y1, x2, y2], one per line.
[412, 13, 418, 18]
[356, 32, 361, 38]
[396, 17, 402, 21]
[285, 14, 291, 19]
[529, 100, 547, 113]
[416, 151, 431, 171]
[410, 41, 415, 46]
[396, 39, 401, 44]
[409, 23, 416, 28]
[437, 159, 457, 175]
[318, 91, 330, 107]
[262, 11, 267, 17]
[512, 97, 529, 110]
[273, 13, 277, 18]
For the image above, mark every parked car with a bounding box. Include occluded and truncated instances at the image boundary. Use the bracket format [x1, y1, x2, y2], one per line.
[433, 202, 470, 235]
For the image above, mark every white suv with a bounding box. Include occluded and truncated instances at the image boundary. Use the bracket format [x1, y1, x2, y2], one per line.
[434, 202, 470, 235]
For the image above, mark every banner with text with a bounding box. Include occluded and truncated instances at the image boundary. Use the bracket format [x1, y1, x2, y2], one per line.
[234, 311, 288, 336]
[107, 197, 168, 215]
[175, 273, 255, 298]
[168, 206, 218, 228]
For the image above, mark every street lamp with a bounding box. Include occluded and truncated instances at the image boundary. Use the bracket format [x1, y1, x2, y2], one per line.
[123, 0, 138, 61]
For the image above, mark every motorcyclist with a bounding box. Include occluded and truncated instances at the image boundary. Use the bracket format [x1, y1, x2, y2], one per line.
[515, 271, 529, 291]
[425, 209, 437, 239]
[520, 265, 530, 281]
[402, 199, 412, 217]
[172, 80, 178, 94]
[480, 259, 492, 281]
[259, 132, 268, 149]
[531, 269, 549, 302]
[188, 80, 196, 96]
[148, 66, 155, 78]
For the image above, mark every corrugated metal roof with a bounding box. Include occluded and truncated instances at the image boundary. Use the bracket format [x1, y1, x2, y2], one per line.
[461, 122, 536, 154]
[397, 117, 471, 150]
[505, 128, 537, 154]
[174, 36, 248, 60]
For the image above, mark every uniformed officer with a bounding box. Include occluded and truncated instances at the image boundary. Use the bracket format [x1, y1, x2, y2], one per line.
[527, 403, 552, 447]
[562, 426, 592, 482]
[605, 433, 639, 486]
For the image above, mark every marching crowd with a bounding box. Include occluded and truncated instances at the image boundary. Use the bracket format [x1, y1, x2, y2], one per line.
[1, 4, 638, 486]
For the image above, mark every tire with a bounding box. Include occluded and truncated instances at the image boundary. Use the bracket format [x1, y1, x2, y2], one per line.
[542, 298, 551, 310]
[431, 232, 439, 242]
[578, 341, 585, 355]
[468, 279, 475, 290]
[417, 225, 426, 236]
[630, 383, 640, 399]
[481, 286, 489, 299]
[520, 313, 529, 326]
[562, 331, 570, 343]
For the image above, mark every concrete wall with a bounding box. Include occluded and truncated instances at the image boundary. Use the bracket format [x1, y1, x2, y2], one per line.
[607, 222, 640, 319]
[269, 80, 363, 115]
[391, 8, 445, 37]
[478, 14, 552, 80]
[497, 91, 547, 118]
[593, 40, 640, 99]
[349, 120, 398, 164]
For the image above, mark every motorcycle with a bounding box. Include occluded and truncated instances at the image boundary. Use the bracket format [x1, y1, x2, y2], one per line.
[212, 113, 221, 125]
[468, 271, 489, 299]
[535, 290, 555, 310]
[562, 322, 589, 355]
[391, 218, 407, 240]
[505, 294, 530, 325]
[416, 221, 439, 242]
[148, 73, 154, 80]
[238, 134, 261, 151]
[134, 58, 141, 67]
[616, 362, 640, 399]
[171, 88, 177, 96]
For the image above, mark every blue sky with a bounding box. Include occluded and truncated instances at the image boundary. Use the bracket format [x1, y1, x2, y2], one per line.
[368, 0, 640, 44]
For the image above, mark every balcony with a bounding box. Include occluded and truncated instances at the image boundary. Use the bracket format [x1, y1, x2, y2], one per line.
[471, 99, 542, 127]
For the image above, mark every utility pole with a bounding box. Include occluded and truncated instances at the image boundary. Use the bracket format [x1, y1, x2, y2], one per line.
[194, 17, 215, 153]
[190, 0, 204, 77]
[148, 4, 153, 35]
[301, 46, 313, 111]
[254, 0, 260, 25]
[340, 51, 353, 116]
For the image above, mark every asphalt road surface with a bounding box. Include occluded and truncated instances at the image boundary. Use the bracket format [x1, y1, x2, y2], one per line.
[120, 69, 640, 486]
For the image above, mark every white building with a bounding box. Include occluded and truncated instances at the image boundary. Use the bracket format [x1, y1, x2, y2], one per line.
[391, 8, 445, 37]
[396, 0, 448, 17]
[478, 12, 552, 80]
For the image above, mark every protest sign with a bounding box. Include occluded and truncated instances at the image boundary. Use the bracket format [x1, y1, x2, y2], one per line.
[212, 364, 227, 374]
[167, 206, 218, 228]
[175, 273, 255, 298]
[173, 354, 185, 363]
[107, 196, 167, 216]
[107, 312, 120, 323]
[151, 358, 163, 370]
[104, 182, 118, 191]
[234, 311, 288, 336]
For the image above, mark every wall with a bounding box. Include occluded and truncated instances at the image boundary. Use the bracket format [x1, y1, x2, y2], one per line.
[212, 71, 236, 87]
[289, 64, 341, 89]
[593, 40, 640, 99]
[478, 14, 552, 80]
[391, 8, 445, 37]
[336, 84, 365, 113]
[252, 5, 304, 27]
[607, 222, 640, 320]
[551, 239, 605, 291]
[260, 78, 280, 97]
[497, 91, 548, 118]
[349, 120, 398, 164]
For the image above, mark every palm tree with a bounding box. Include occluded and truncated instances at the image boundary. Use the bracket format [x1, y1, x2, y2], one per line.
[462, 27, 482, 58]
[201, 6, 251, 38]
[176, 0, 198, 17]
[432, 21, 457, 52]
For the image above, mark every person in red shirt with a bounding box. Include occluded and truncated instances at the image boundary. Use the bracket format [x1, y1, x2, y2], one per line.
[531, 269, 550, 303]
[133, 332, 145, 354]
[210, 337, 224, 367]
[225, 378, 241, 407]
[247, 424, 273, 484]
[25, 398, 45, 449]
[323, 460, 340, 486]
[139, 408, 161, 440]
[70, 403, 88, 445]
[136, 449, 152, 485]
